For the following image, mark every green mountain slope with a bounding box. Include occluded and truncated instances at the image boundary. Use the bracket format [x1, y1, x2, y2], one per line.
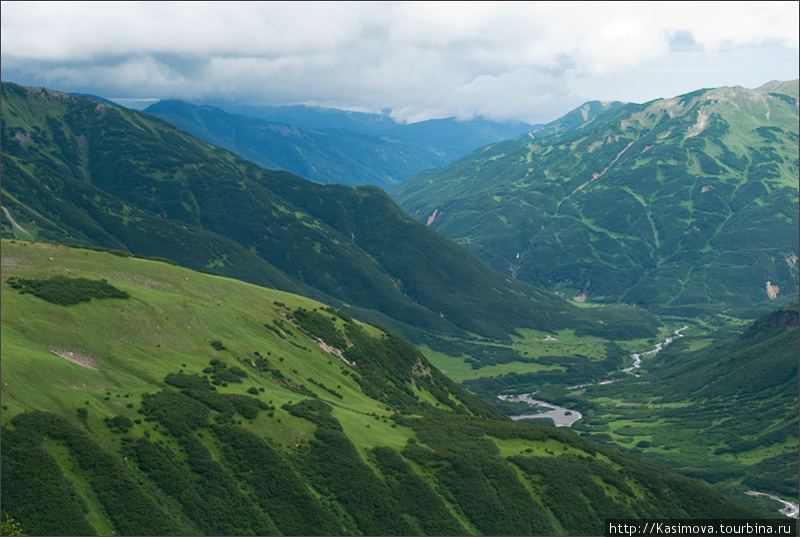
[461, 306, 799, 510]
[0, 240, 767, 535]
[0, 81, 658, 346]
[393, 82, 800, 317]
[144, 100, 448, 190]
[576, 306, 799, 506]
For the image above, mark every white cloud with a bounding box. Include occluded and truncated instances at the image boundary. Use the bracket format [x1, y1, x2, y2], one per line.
[2, 1, 797, 123]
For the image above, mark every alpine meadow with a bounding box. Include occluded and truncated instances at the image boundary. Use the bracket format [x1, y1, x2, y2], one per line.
[1, 2, 799, 536]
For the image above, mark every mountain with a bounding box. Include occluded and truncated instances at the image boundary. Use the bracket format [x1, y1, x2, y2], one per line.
[146, 100, 538, 189]
[393, 82, 800, 318]
[383, 115, 544, 161]
[217, 103, 539, 151]
[144, 100, 447, 190]
[214, 102, 539, 174]
[463, 305, 799, 510]
[0, 240, 768, 535]
[0, 82, 658, 349]
[68, 93, 119, 106]
[218, 103, 400, 135]
[579, 306, 799, 505]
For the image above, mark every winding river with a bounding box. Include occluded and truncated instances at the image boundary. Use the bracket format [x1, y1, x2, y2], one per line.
[745, 491, 799, 519]
[567, 325, 688, 389]
[498, 328, 799, 521]
[501, 326, 689, 426]
[621, 325, 688, 377]
[498, 393, 582, 427]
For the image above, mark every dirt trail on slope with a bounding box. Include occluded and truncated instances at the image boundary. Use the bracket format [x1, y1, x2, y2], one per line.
[314, 337, 355, 366]
[1, 206, 32, 236]
[555, 140, 635, 213]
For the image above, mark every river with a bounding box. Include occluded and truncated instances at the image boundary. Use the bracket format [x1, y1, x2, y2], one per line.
[498, 328, 800, 520]
[621, 325, 688, 377]
[745, 491, 799, 519]
[497, 393, 582, 427]
[501, 326, 689, 426]
[567, 325, 688, 389]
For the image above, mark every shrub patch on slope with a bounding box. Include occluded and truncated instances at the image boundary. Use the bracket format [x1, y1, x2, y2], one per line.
[6, 275, 129, 305]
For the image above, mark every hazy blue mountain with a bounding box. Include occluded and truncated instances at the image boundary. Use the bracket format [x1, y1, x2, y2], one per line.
[145, 100, 447, 189]
[218, 102, 538, 164]
[220, 103, 399, 135]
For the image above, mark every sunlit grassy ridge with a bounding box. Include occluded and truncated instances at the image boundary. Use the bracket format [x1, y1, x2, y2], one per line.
[1, 240, 767, 535]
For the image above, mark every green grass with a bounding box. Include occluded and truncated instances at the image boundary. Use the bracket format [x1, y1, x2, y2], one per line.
[42, 440, 115, 535]
[332, 406, 415, 456]
[418, 345, 563, 383]
[488, 435, 585, 458]
[511, 328, 609, 359]
[0, 240, 404, 437]
[418, 326, 618, 383]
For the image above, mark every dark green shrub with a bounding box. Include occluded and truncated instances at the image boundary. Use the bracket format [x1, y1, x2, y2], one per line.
[105, 415, 133, 433]
[6, 275, 129, 305]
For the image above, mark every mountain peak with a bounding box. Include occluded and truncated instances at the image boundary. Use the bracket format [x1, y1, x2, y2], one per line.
[757, 79, 800, 99]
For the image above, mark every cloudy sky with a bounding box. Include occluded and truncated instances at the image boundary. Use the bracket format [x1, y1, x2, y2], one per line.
[2, 1, 798, 124]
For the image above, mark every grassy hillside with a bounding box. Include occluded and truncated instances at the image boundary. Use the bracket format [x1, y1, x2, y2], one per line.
[0, 240, 768, 535]
[0, 81, 660, 349]
[393, 82, 800, 318]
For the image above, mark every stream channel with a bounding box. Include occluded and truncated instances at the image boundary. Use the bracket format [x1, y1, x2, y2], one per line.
[499, 326, 688, 426]
[497, 326, 799, 520]
[745, 491, 799, 519]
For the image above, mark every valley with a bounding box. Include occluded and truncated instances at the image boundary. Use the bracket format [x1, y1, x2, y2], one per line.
[0, 81, 659, 349]
[1, 77, 797, 535]
[493, 325, 691, 426]
[1, 240, 770, 535]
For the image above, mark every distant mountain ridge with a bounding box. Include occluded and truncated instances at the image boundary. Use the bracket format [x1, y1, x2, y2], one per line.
[144, 100, 443, 189]
[145, 100, 538, 188]
[216, 102, 539, 141]
[393, 81, 800, 318]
